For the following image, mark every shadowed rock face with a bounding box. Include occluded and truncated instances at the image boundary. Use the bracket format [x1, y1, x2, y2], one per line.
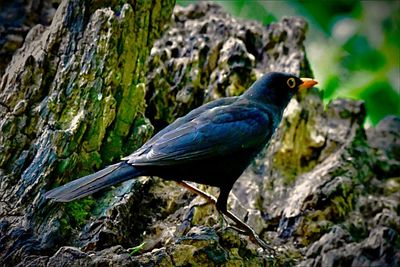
[0, 2, 398, 266]
[0, 0, 61, 77]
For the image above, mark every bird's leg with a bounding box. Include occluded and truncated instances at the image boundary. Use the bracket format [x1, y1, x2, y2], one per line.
[176, 181, 217, 204]
[177, 181, 274, 252]
[217, 188, 275, 252]
[220, 208, 274, 251]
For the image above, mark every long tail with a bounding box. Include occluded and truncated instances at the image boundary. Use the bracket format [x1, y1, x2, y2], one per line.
[45, 162, 142, 202]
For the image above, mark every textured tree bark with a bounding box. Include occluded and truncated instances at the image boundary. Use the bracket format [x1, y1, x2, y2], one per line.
[0, 0, 174, 265]
[1, 2, 399, 267]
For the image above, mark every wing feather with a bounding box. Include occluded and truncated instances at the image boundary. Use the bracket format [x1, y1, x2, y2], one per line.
[125, 102, 271, 166]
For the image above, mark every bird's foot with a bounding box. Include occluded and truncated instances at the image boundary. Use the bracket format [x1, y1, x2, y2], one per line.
[217, 213, 247, 234]
[247, 230, 275, 254]
[220, 209, 275, 254]
[217, 211, 227, 230]
[219, 220, 275, 254]
[224, 224, 248, 235]
[176, 181, 275, 253]
[229, 223, 275, 253]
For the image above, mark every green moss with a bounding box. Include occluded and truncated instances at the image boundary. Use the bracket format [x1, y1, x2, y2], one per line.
[383, 177, 400, 195]
[331, 196, 352, 218]
[345, 219, 368, 242]
[58, 123, 87, 158]
[115, 83, 146, 134]
[57, 156, 77, 174]
[64, 198, 97, 228]
[297, 180, 356, 245]
[101, 83, 147, 162]
[59, 217, 71, 237]
[83, 95, 117, 152]
[79, 151, 103, 172]
[283, 172, 298, 186]
[300, 220, 334, 246]
[99, 2, 150, 162]
[269, 248, 303, 267]
[101, 131, 123, 163]
[329, 180, 355, 220]
[57, 198, 96, 238]
[201, 245, 228, 264]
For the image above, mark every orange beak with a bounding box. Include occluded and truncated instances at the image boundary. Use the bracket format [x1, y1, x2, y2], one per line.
[299, 78, 318, 91]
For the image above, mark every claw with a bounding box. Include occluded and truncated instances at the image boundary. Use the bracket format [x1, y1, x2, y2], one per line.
[176, 181, 275, 252]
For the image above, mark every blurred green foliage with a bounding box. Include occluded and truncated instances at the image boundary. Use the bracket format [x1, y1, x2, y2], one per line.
[177, 0, 400, 126]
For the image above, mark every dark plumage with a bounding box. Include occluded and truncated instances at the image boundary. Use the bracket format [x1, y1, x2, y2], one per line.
[45, 72, 317, 249]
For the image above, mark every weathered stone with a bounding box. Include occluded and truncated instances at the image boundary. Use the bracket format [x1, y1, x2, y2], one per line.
[301, 226, 399, 267]
[367, 115, 400, 176]
[0, 0, 61, 77]
[146, 2, 311, 131]
[0, 0, 174, 265]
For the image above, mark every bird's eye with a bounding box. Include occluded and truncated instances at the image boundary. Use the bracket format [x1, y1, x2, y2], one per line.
[287, 78, 296, 89]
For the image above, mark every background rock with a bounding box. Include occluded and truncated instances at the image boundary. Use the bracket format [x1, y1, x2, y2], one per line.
[0, 0, 61, 77]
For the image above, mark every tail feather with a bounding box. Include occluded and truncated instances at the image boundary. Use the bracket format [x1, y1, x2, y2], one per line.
[45, 162, 142, 202]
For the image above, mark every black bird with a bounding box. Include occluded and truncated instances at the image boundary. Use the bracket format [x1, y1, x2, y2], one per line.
[45, 72, 317, 249]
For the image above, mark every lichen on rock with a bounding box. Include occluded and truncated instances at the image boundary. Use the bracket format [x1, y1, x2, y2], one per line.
[0, 0, 174, 265]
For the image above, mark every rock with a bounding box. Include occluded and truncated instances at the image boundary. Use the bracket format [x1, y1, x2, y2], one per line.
[146, 2, 311, 131]
[0, 1, 399, 266]
[305, 226, 352, 258]
[0, 0, 61, 76]
[45, 245, 136, 266]
[367, 115, 400, 176]
[302, 227, 399, 267]
[48, 247, 89, 266]
[0, 0, 174, 265]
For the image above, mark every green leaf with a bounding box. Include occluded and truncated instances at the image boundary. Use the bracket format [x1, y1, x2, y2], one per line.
[128, 242, 146, 255]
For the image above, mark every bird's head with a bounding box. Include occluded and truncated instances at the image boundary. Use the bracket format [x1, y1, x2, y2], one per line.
[243, 72, 318, 109]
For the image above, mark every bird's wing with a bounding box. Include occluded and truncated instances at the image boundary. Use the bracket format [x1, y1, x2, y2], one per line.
[125, 102, 272, 166]
[131, 97, 240, 156]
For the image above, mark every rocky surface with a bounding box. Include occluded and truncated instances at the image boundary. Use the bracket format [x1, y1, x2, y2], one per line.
[0, 0, 61, 77]
[0, 1, 399, 266]
[0, 0, 174, 265]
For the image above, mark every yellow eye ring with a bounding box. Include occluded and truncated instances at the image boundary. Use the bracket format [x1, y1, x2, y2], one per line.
[287, 78, 296, 88]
